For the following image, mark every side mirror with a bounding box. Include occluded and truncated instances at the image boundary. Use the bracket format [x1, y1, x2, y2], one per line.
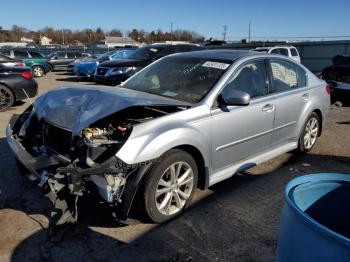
[218, 89, 250, 106]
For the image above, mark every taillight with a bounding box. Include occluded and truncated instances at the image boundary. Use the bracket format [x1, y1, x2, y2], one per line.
[326, 85, 331, 95]
[21, 71, 33, 79]
[15, 61, 24, 66]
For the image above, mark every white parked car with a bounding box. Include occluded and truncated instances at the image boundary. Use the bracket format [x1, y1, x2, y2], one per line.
[253, 46, 301, 63]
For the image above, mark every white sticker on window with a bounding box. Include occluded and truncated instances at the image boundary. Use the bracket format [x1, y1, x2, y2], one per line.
[202, 61, 230, 70]
[150, 48, 158, 52]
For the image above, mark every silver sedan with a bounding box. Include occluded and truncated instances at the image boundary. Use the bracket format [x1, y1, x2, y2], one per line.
[6, 50, 330, 223]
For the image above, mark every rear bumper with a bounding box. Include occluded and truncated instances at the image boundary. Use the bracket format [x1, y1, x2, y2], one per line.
[332, 88, 350, 103]
[11, 79, 38, 101]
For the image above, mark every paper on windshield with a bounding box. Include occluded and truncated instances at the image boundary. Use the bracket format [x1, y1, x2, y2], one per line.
[202, 61, 230, 70]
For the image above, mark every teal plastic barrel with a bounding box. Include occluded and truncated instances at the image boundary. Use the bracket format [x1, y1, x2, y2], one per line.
[277, 173, 350, 262]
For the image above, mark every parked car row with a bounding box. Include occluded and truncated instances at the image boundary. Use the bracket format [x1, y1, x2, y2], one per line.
[68, 44, 204, 85]
[74, 49, 135, 77]
[0, 49, 51, 77]
[0, 48, 96, 77]
[7, 49, 330, 224]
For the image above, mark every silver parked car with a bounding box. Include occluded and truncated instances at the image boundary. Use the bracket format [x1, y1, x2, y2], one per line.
[6, 50, 330, 223]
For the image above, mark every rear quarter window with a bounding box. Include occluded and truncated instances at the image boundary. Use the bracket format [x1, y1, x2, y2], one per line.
[14, 50, 29, 58]
[296, 65, 307, 87]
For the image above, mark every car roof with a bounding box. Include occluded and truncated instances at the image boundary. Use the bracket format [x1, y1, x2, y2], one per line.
[171, 49, 254, 62]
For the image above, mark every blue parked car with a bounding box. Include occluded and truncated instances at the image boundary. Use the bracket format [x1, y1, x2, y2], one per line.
[75, 49, 135, 77]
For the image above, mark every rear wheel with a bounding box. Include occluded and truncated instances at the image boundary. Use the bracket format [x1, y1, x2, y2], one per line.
[143, 149, 198, 223]
[32, 65, 44, 77]
[298, 112, 320, 152]
[0, 84, 15, 111]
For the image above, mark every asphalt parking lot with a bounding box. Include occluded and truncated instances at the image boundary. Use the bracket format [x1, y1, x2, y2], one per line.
[0, 71, 349, 262]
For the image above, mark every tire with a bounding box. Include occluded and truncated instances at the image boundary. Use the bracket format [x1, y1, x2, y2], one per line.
[298, 112, 320, 153]
[0, 84, 15, 111]
[32, 65, 45, 77]
[143, 149, 198, 223]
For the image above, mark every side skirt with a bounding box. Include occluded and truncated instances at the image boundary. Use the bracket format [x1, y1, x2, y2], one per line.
[209, 142, 298, 186]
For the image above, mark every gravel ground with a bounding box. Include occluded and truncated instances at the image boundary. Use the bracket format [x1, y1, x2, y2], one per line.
[0, 71, 349, 262]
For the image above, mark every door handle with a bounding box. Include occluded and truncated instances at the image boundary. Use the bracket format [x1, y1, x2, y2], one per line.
[262, 104, 274, 112]
[302, 93, 310, 101]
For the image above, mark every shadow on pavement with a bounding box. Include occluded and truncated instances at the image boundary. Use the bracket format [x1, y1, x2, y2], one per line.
[56, 76, 92, 82]
[0, 136, 349, 261]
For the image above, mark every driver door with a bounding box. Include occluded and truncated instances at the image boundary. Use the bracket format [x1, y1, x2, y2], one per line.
[211, 59, 275, 172]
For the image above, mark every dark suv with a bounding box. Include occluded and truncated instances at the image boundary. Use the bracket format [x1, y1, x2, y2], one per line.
[48, 51, 91, 71]
[94, 44, 204, 85]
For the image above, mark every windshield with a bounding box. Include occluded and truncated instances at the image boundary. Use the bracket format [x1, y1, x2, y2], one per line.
[122, 56, 232, 103]
[96, 50, 119, 62]
[128, 46, 162, 60]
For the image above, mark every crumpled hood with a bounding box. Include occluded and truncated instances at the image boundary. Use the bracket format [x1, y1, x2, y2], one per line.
[34, 86, 190, 135]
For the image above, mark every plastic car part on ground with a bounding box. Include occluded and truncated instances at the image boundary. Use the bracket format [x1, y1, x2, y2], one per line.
[277, 173, 350, 262]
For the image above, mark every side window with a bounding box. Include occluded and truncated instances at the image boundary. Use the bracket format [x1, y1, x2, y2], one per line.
[158, 46, 175, 57]
[223, 60, 268, 99]
[270, 60, 298, 92]
[291, 48, 299, 57]
[14, 50, 29, 58]
[296, 65, 307, 87]
[57, 52, 66, 59]
[66, 52, 76, 59]
[29, 51, 43, 58]
[270, 49, 280, 54]
[278, 48, 289, 57]
[0, 50, 12, 57]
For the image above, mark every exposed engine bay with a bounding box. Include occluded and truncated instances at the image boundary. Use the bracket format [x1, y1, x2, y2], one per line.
[9, 104, 186, 223]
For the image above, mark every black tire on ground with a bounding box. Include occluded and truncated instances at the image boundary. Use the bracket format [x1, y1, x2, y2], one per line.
[298, 112, 320, 153]
[32, 65, 45, 77]
[0, 84, 15, 111]
[142, 149, 198, 223]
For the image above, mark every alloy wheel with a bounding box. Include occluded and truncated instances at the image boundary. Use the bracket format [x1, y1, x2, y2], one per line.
[33, 66, 44, 77]
[155, 161, 194, 216]
[303, 117, 319, 150]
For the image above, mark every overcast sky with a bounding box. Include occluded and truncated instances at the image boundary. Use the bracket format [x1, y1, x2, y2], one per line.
[1, 0, 349, 40]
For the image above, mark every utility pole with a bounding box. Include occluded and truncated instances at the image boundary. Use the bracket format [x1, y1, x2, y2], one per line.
[248, 21, 251, 43]
[170, 22, 173, 43]
[62, 29, 65, 46]
[223, 25, 227, 41]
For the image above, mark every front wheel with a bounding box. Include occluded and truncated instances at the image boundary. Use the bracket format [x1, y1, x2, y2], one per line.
[32, 65, 45, 77]
[298, 112, 320, 152]
[143, 149, 198, 223]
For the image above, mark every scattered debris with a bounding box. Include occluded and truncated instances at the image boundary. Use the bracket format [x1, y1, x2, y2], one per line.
[334, 101, 343, 107]
[302, 163, 311, 167]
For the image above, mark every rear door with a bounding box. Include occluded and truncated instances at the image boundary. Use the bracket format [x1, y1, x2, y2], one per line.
[268, 58, 309, 146]
[211, 58, 275, 171]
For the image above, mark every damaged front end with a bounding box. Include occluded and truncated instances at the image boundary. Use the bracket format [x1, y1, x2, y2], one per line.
[6, 104, 184, 222]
